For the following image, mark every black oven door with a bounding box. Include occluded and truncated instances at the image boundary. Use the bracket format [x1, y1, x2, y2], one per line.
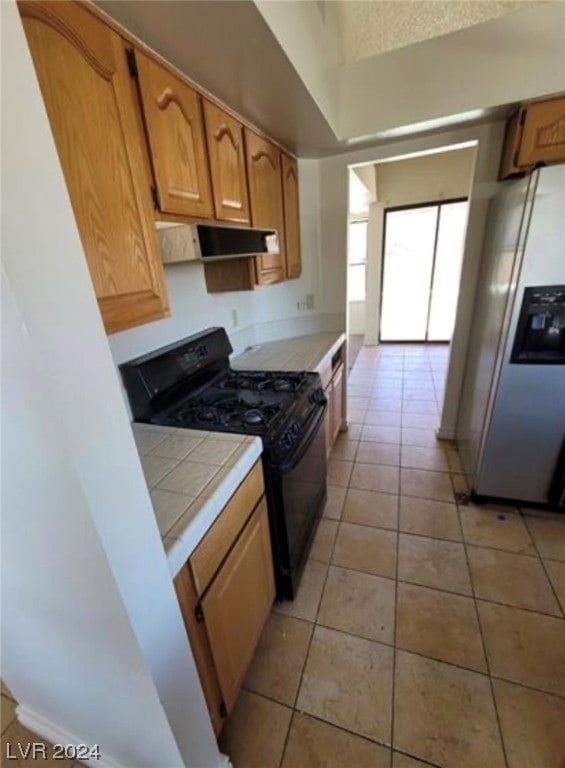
[264, 405, 327, 600]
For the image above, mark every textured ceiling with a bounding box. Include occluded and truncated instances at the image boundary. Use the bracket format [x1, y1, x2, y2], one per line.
[330, 1, 540, 63]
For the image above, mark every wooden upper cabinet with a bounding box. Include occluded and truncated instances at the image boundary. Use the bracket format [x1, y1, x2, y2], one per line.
[500, 95, 565, 179]
[203, 101, 250, 224]
[134, 50, 214, 219]
[281, 154, 301, 279]
[19, 0, 169, 334]
[518, 96, 565, 168]
[244, 129, 286, 285]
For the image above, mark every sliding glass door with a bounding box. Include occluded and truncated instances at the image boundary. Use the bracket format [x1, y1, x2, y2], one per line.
[380, 200, 468, 342]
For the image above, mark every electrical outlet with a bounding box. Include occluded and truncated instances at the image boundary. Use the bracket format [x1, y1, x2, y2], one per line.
[231, 309, 238, 328]
[306, 294, 315, 310]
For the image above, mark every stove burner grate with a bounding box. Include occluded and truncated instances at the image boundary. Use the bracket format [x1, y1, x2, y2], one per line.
[173, 395, 283, 431]
[219, 371, 308, 394]
[244, 409, 264, 425]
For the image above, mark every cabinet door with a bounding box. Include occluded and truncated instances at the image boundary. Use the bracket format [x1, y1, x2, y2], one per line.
[20, 0, 169, 334]
[190, 460, 264, 596]
[174, 566, 224, 736]
[204, 101, 250, 224]
[201, 498, 274, 712]
[518, 97, 565, 168]
[324, 384, 333, 458]
[282, 154, 302, 279]
[331, 364, 344, 443]
[135, 50, 214, 219]
[244, 130, 286, 285]
[499, 109, 525, 180]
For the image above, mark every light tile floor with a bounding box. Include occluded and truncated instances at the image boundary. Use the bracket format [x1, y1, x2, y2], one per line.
[221, 343, 565, 768]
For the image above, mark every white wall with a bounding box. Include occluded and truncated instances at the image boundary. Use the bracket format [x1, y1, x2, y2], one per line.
[348, 302, 365, 335]
[109, 159, 344, 368]
[318, 121, 505, 437]
[338, 3, 565, 140]
[254, 0, 565, 145]
[1, 5, 224, 766]
[376, 146, 477, 207]
[363, 202, 386, 346]
[253, 0, 341, 129]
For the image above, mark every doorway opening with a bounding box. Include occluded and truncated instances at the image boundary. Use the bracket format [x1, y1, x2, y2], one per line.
[346, 141, 478, 431]
[380, 199, 468, 342]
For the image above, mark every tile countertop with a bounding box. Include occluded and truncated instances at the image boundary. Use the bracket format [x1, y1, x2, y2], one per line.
[232, 332, 346, 374]
[133, 423, 262, 578]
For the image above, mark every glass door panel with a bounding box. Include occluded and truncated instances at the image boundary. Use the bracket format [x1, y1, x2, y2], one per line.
[427, 202, 468, 341]
[380, 206, 438, 341]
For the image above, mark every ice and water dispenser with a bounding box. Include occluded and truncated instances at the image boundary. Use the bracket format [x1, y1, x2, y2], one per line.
[511, 285, 565, 364]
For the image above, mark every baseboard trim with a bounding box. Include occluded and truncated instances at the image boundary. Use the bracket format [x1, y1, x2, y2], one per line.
[16, 705, 130, 768]
[436, 427, 456, 440]
[16, 704, 233, 768]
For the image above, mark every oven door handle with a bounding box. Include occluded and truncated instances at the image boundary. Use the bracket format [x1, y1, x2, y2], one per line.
[275, 403, 327, 474]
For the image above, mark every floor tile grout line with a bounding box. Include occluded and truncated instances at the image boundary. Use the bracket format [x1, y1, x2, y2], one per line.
[283, 552, 565, 623]
[276, 707, 295, 768]
[456, 500, 510, 768]
[473, 593, 565, 622]
[308, 619, 497, 679]
[485, 671, 565, 701]
[388, 367, 404, 768]
[277, 706, 398, 756]
[464, 537, 562, 564]
[258, 347, 560, 768]
[519, 509, 565, 619]
[286, 481, 344, 718]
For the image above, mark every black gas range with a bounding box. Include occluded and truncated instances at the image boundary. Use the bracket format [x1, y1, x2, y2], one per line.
[120, 327, 327, 599]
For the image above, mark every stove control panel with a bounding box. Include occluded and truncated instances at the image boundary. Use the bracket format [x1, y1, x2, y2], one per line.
[278, 421, 301, 451]
[309, 387, 326, 406]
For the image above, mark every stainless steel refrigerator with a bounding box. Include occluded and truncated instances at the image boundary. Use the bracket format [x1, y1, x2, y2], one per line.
[456, 164, 565, 508]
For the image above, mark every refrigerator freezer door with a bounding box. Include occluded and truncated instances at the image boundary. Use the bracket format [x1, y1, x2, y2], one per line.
[457, 172, 535, 487]
[477, 165, 565, 503]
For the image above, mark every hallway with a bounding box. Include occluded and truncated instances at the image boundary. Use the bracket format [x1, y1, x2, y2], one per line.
[221, 342, 565, 768]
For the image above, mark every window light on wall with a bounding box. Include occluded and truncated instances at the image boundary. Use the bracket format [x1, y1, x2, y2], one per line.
[347, 219, 368, 302]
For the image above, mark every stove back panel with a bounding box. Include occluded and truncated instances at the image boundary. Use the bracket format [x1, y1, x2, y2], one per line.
[120, 327, 232, 420]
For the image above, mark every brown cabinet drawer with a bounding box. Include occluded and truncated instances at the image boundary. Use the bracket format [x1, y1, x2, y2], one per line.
[189, 460, 264, 596]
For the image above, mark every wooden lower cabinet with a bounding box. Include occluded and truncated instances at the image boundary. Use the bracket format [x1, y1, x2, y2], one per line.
[201, 498, 274, 712]
[173, 462, 274, 733]
[322, 355, 345, 457]
[189, 461, 264, 596]
[324, 383, 333, 458]
[331, 363, 344, 443]
[174, 566, 224, 736]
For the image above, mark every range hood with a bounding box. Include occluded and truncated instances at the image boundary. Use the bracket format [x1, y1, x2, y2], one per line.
[156, 222, 279, 264]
